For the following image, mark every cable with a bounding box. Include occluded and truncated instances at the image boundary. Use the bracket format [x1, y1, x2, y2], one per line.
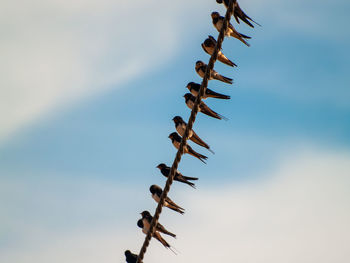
[136, 1, 236, 262]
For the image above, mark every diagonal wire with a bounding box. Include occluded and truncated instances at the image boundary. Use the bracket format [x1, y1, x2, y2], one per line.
[136, 1, 236, 262]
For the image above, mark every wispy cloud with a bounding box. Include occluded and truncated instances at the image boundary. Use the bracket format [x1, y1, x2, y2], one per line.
[1, 146, 349, 262]
[0, 0, 192, 141]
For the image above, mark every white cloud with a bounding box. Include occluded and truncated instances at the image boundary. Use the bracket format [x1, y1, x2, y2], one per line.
[1, 146, 349, 263]
[0, 0, 211, 142]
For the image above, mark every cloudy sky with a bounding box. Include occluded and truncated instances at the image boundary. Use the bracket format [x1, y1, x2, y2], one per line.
[1, 0, 349, 262]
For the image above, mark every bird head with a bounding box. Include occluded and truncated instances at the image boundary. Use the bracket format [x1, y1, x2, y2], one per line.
[168, 132, 178, 141]
[150, 184, 162, 194]
[186, 82, 196, 91]
[183, 93, 193, 101]
[172, 115, 184, 124]
[140, 210, 151, 218]
[124, 250, 131, 257]
[156, 163, 166, 170]
[195, 60, 204, 67]
[216, 0, 223, 4]
[211, 12, 220, 19]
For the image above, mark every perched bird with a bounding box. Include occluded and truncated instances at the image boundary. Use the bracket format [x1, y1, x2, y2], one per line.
[137, 219, 171, 249]
[186, 82, 230, 100]
[184, 93, 228, 120]
[168, 132, 208, 164]
[201, 35, 236, 67]
[211, 11, 250, 46]
[216, 0, 260, 28]
[173, 115, 214, 154]
[124, 250, 140, 263]
[195, 60, 233, 84]
[150, 184, 185, 215]
[156, 163, 198, 188]
[140, 211, 176, 238]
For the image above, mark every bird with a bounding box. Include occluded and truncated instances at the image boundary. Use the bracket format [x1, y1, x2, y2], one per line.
[201, 35, 237, 67]
[211, 11, 251, 46]
[140, 211, 176, 238]
[150, 184, 185, 215]
[124, 250, 140, 263]
[216, 0, 261, 28]
[168, 132, 208, 163]
[186, 82, 230, 100]
[172, 115, 215, 154]
[156, 163, 198, 188]
[184, 93, 228, 120]
[137, 219, 171, 249]
[195, 60, 233, 84]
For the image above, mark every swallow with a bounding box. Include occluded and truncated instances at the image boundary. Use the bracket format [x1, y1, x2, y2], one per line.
[140, 211, 176, 238]
[173, 115, 215, 154]
[168, 132, 208, 163]
[211, 12, 251, 46]
[137, 219, 171, 249]
[186, 82, 230, 100]
[216, 0, 261, 28]
[195, 60, 233, 84]
[124, 250, 140, 263]
[156, 163, 198, 188]
[150, 185, 185, 215]
[184, 93, 228, 120]
[201, 35, 237, 67]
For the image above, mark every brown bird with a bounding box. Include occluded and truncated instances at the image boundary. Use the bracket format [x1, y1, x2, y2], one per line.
[150, 185, 185, 215]
[156, 163, 198, 189]
[184, 93, 228, 120]
[202, 35, 237, 67]
[137, 219, 172, 249]
[186, 82, 230, 100]
[172, 115, 214, 154]
[211, 11, 250, 46]
[168, 132, 208, 164]
[216, 0, 261, 28]
[140, 211, 176, 238]
[195, 61, 233, 84]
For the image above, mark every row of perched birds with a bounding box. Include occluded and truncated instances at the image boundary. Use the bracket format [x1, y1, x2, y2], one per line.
[124, 1, 259, 262]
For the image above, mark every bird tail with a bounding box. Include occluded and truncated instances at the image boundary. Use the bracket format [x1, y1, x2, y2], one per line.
[167, 204, 185, 215]
[166, 199, 185, 214]
[188, 147, 208, 164]
[183, 175, 198, 181]
[242, 13, 261, 27]
[215, 74, 233, 84]
[239, 33, 251, 39]
[218, 52, 237, 67]
[184, 180, 196, 188]
[237, 32, 251, 47]
[190, 133, 214, 154]
[154, 232, 171, 248]
[161, 229, 176, 238]
[206, 89, 231, 100]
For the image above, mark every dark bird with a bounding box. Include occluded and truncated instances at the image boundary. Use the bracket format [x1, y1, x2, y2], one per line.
[168, 132, 208, 163]
[201, 35, 236, 67]
[173, 115, 214, 154]
[156, 163, 198, 188]
[216, 0, 261, 28]
[184, 93, 228, 120]
[211, 11, 250, 46]
[140, 210, 176, 238]
[186, 82, 230, 100]
[124, 250, 140, 263]
[195, 60, 233, 84]
[137, 219, 171, 249]
[150, 185, 185, 215]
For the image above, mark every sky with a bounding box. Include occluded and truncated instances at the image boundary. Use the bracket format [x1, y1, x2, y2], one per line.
[1, 0, 350, 262]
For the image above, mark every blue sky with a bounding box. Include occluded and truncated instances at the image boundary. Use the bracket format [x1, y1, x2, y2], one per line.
[1, 0, 350, 262]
